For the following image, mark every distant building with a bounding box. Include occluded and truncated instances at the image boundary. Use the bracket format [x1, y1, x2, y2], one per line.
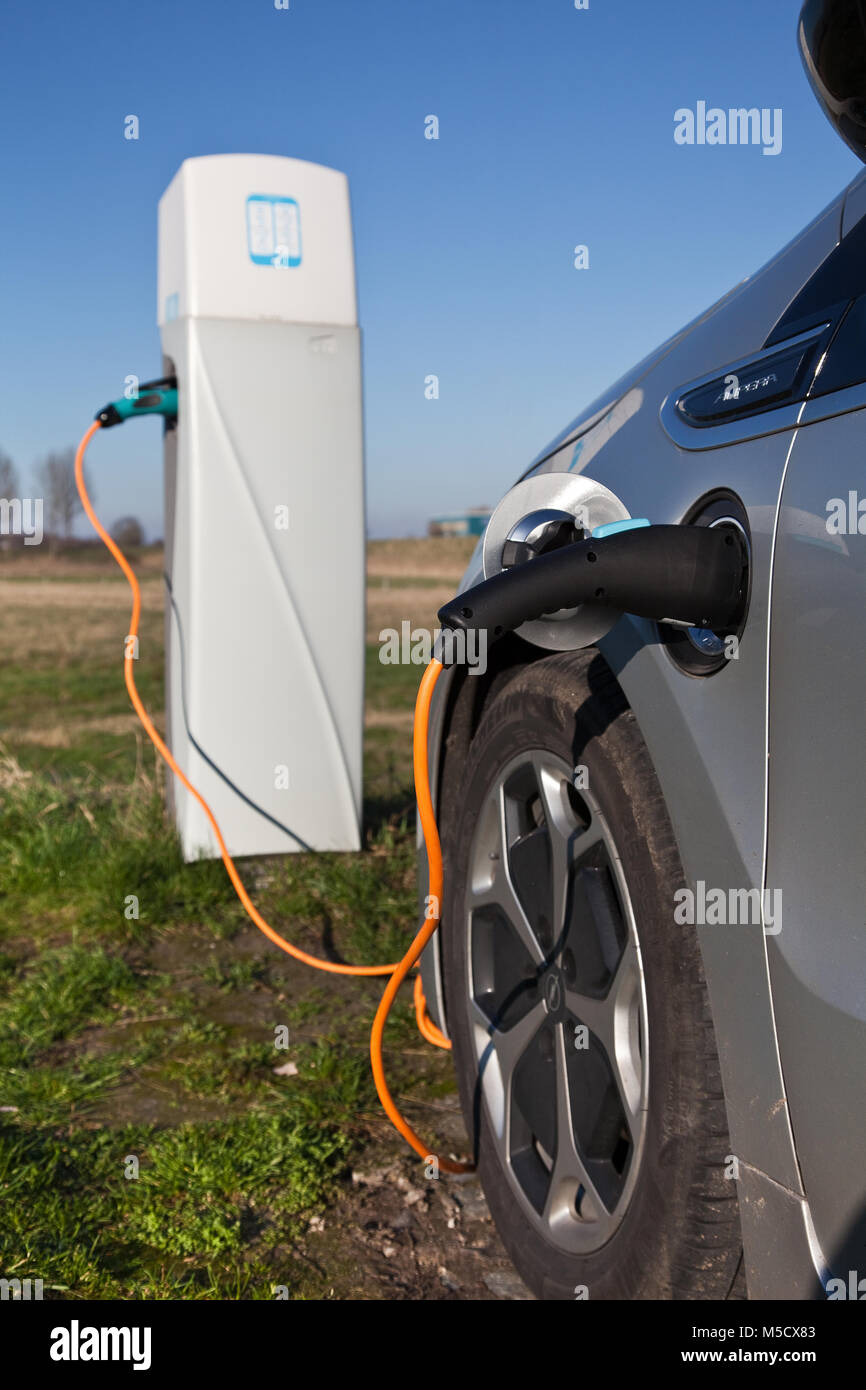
[428, 508, 491, 538]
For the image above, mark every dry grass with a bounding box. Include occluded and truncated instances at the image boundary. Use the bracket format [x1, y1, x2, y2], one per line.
[366, 583, 461, 643]
[367, 536, 476, 579]
[0, 740, 33, 790]
[0, 544, 164, 580]
[1, 713, 158, 748]
[0, 578, 163, 610]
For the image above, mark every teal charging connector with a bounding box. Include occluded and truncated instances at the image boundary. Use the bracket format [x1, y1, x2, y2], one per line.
[95, 377, 178, 428]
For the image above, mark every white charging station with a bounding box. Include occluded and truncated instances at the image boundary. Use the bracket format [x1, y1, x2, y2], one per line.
[158, 154, 364, 860]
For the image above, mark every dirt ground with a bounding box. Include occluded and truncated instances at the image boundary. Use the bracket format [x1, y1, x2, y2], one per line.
[306, 1148, 533, 1300]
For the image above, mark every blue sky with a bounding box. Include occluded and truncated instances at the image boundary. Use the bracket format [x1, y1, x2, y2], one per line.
[0, 0, 860, 538]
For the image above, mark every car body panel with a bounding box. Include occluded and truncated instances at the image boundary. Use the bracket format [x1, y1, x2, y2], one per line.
[766, 403, 866, 1272]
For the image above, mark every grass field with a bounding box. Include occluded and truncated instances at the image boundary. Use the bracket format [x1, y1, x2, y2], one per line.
[0, 535, 531, 1302]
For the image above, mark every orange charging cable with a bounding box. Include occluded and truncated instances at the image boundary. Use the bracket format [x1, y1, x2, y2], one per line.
[74, 420, 470, 1171]
[370, 657, 472, 1172]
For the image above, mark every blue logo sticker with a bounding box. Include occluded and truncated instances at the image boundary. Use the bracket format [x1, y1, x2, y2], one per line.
[246, 194, 302, 267]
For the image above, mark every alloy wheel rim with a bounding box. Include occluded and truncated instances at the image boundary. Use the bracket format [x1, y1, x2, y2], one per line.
[464, 747, 649, 1254]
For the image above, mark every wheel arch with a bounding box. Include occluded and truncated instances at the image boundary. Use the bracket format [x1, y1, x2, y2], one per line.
[419, 639, 645, 1038]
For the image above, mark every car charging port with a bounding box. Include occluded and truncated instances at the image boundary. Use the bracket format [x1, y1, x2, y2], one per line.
[659, 491, 752, 676]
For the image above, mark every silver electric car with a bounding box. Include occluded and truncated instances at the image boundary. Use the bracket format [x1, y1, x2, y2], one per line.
[419, 0, 866, 1300]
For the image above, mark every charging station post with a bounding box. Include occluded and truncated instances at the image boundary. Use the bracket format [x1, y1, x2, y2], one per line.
[157, 155, 365, 860]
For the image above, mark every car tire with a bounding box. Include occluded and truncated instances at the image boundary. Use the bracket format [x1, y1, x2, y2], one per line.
[440, 648, 744, 1300]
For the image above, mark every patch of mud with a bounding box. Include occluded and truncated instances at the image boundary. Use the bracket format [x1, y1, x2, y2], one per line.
[292, 1149, 533, 1300]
